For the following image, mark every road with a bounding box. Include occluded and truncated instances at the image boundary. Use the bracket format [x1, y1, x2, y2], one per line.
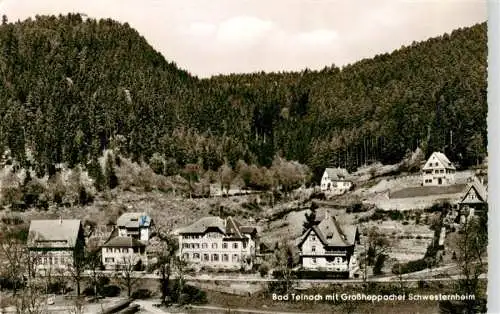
[132, 300, 320, 314]
[71, 267, 488, 284]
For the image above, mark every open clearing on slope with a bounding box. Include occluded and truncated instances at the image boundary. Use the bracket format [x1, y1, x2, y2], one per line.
[390, 184, 466, 199]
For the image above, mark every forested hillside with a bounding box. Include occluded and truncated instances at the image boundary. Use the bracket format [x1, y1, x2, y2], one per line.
[0, 14, 487, 182]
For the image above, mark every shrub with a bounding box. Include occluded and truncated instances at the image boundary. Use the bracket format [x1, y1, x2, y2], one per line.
[101, 285, 121, 297]
[1, 215, 24, 225]
[169, 282, 207, 305]
[258, 263, 270, 277]
[348, 202, 366, 213]
[373, 254, 387, 275]
[309, 192, 325, 200]
[389, 210, 404, 221]
[370, 209, 386, 220]
[131, 289, 152, 299]
[391, 259, 427, 275]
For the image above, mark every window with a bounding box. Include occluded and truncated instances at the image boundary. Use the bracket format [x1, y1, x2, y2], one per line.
[183, 253, 189, 260]
[233, 243, 238, 249]
[312, 246, 316, 253]
[105, 257, 115, 263]
[195, 243, 200, 249]
[312, 258, 316, 264]
[232, 254, 239, 262]
[203, 254, 209, 261]
[223, 243, 228, 249]
[223, 254, 229, 262]
[193, 253, 200, 259]
[243, 242, 247, 249]
[212, 243, 218, 249]
[311, 235, 316, 241]
[211, 254, 219, 262]
[202, 243, 208, 249]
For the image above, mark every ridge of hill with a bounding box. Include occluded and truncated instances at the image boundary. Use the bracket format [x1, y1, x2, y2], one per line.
[0, 14, 487, 183]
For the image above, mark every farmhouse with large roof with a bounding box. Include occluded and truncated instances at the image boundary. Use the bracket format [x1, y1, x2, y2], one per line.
[27, 218, 85, 274]
[298, 213, 360, 278]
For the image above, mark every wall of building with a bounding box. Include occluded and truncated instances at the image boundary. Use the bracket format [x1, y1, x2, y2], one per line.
[320, 178, 352, 194]
[423, 169, 455, 186]
[101, 247, 147, 270]
[140, 228, 149, 242]
[118, 227, 150, 242]
[30, 250, 74, 273]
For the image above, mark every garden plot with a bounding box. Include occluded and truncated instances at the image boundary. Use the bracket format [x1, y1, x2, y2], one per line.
[360, 220, 434, 263]
[262, 207, 357, 246]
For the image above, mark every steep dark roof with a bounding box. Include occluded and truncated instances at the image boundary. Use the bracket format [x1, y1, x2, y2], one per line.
[177, 216, 256, 239]
[299, 215, 357, 248]
[102, 236, 145, 248]
[117, 212, 152, 228]
[324, 168, 350, 181]
[28, 219, 82, 249]
[460, 179, 487, 204]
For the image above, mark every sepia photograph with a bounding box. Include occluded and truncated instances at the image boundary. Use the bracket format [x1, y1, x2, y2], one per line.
[0, 0, 490, 313]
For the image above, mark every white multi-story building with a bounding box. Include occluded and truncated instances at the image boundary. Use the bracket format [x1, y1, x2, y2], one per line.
[101, 236, 147, 270]
[298, 214, 359, 278]
[116, 212, 153, 242]
[422, 152, 456, 186]
[176, 216, 257, 270]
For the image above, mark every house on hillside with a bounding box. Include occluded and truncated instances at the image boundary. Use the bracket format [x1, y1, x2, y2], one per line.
[320, 168, 353, 195]
[101, 236, 147, 270]
[27, 218, 85, 274]
[117, 212, 153, 242]
[422, 152, 456, 186]
[298, 214, 360, 278]
[458, 178, 487, 217]
[176, 216, 258, 270]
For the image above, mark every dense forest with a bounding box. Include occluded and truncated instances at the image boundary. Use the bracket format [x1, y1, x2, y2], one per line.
[0, 14, 487, 182]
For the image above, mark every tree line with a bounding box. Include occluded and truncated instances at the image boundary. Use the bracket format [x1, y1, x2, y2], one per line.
[0, 14, 487, 184]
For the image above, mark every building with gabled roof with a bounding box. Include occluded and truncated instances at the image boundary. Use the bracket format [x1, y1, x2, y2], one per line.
[298, 213, 359, 278]
[422, 152, 456, 186]
[116, 212, 153, 242]
[176, 216, 257, 270]
[101, 236, 147, 270]
[320, 168, 353, 195]
[27, 218, 85, 274]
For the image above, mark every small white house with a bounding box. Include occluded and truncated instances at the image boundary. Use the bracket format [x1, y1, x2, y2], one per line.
[116, 212, 153, 242]
[422, 152, 456, 186]
[320, 168, 353, 194]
